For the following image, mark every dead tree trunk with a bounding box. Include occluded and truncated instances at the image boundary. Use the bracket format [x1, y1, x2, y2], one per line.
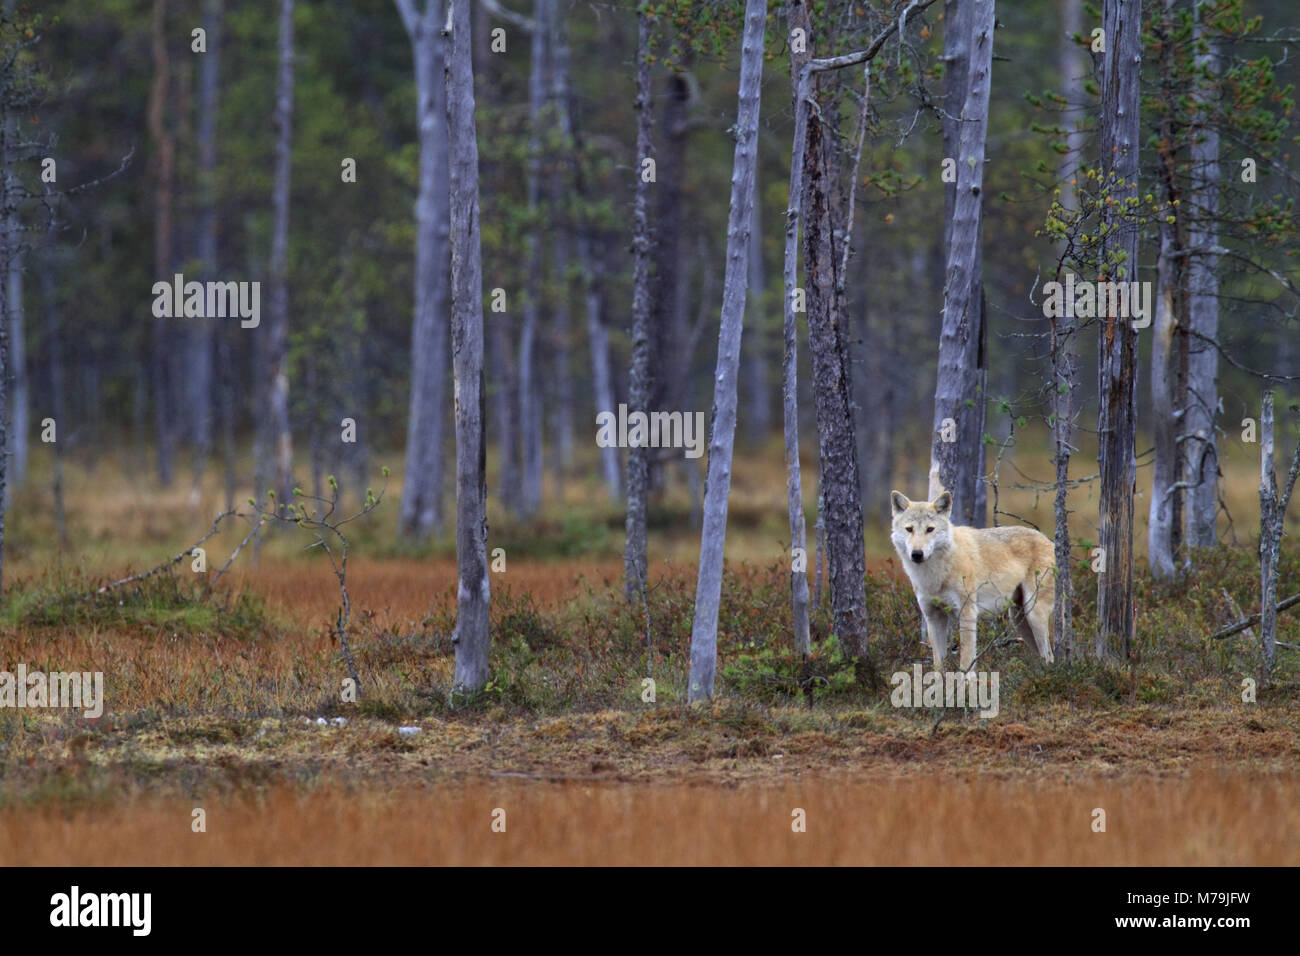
[147, 0, 175, 487]
[929, 0, 992, 527]
[187, 0, 221, 498]
[446, 0, 491, 695]
[396, 0, 451, 541]
[518, 0, 550, 518]
[1185, 0, 1222, 550]
[782, 0, 813, 658]
[1095, 0, 1141, 661]
[262, 0, 295, 508]
[687, 0, 766, 703]
[623, 9, 654, 602]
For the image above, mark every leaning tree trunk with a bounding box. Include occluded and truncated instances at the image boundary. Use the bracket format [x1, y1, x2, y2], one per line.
[264, 0, 295, 508]
[782, 0, 813, 658]
[929, 0, 992, 527]
[397, 0, 451, 541]
[686, 0, 766, 703]
[622, 9, 654, 602]
[445, 0, 491, 696]
[1095, 0, 1142, 661]
[1185, 0, 1221, 551]
[802, 67, 868, 661]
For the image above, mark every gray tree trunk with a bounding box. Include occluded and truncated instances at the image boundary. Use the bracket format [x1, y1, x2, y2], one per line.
[743, 188, 770, 443]
[396, 0, 450, 541]
[1148, 5, 1180, 582]
[518, 0, 550, 518]
[186, 0, 221, 494]
[1185, 0, 1221, 550]
[929, 0, 992, 527]
[148, 0, 175, 487]
[40, 254, 66, 549]
[782, 2, 813, 657]
[623, 10, 654, 602]
[580, 234, 620, 500]
[548, 0, 574, 476]
[446, 0, 491, 696]
[1259, 392, 1277, 675]
[263, 0, 295, 507]
[1096, 0, 1141, 660]
[4, 207, 22, 494]
[687, 0, 766, 703]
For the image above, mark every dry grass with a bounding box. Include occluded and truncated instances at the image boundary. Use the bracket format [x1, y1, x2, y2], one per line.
[4, 771, 1296, 865]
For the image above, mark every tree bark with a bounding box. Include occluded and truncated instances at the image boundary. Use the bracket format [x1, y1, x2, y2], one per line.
[580, 233, 620, 500]
[263, 0, 295, 508]
[1185, 0, 1221, 550]
[1096, 0, 1142, 661]
[396, 0, 451, 541]
[187, 0, 221, 496]
[801, 57, 869, 660]
[517, 0, 550, 518]
[782, 0, 813, 658]
[687, 0, 766, 703]
[446, 0, 491, 695]
[548, 0, 574, 478]
[623, 10, 654, 602]
[147, 0, 175, 487]
[929, 0, 992, 528]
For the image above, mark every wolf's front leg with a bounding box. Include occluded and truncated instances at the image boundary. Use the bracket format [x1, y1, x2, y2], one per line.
[923, 608, 950, 670]
[958, 601, 979, 672]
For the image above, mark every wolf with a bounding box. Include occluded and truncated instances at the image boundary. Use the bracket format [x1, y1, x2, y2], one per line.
[890, 490, 1055, 671]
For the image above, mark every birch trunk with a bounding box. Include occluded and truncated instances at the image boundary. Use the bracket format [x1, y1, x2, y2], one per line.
[687, 0, 766, 703]
[1185, 0, 1222, 550]
[782, 1, 812, 657]
[446, 0, 491, 695]
[1096, 0, 1141, 660]
[396, 0, 450, 541]
[622, 10, 654, 601]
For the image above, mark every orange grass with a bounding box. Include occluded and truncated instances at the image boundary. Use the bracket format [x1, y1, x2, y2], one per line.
[4, 772, 1296, 866]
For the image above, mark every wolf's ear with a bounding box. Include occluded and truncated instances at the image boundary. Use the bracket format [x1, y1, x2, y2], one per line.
[890, 490, 910, 515]
[933, 491, 952, 515]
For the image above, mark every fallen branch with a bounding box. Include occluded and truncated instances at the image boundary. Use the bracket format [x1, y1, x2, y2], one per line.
[1209, 591, 1300, 641]
[94, 509, 237, 595]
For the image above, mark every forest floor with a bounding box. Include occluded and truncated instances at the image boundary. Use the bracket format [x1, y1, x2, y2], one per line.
[2, 442, 1298, 864]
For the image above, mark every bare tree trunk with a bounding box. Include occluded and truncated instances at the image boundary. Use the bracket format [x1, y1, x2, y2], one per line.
[446, 0, 490, 696]
[264, 0, 295, 508]
[147, 0, 175, 487]
[623, 10, 654, 602]
[1148, 8, 1180, 582]
[580, 234, 620, 500]
[1259, 391, 1277, 675]
[396, 0, 450, 541]
[743, 187, 771, 443]
[929, 0, 992, 527]
[1096, 0, 1142, 661]
[6, 253, 22, 492]
[518, 0, 550, 518]
[782, 5, 812, 657]
[1185, 0, 1221, 550]
[549, 0, 574, 477]
[802, 66, 868, 661]
[687, 0, 766, 703]
[187, 0, 221, 500]
[40, 254, 67, 550]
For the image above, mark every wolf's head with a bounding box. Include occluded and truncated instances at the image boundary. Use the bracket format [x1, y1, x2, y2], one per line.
[890, 490, 953, 566]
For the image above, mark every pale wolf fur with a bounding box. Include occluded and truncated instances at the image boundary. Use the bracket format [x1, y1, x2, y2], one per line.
[890, 490, 1055, 671]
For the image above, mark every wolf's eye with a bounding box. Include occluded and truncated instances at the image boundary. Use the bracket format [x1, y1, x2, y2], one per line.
[905, 526, 914, 534]
[926, 526, 934, 534]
